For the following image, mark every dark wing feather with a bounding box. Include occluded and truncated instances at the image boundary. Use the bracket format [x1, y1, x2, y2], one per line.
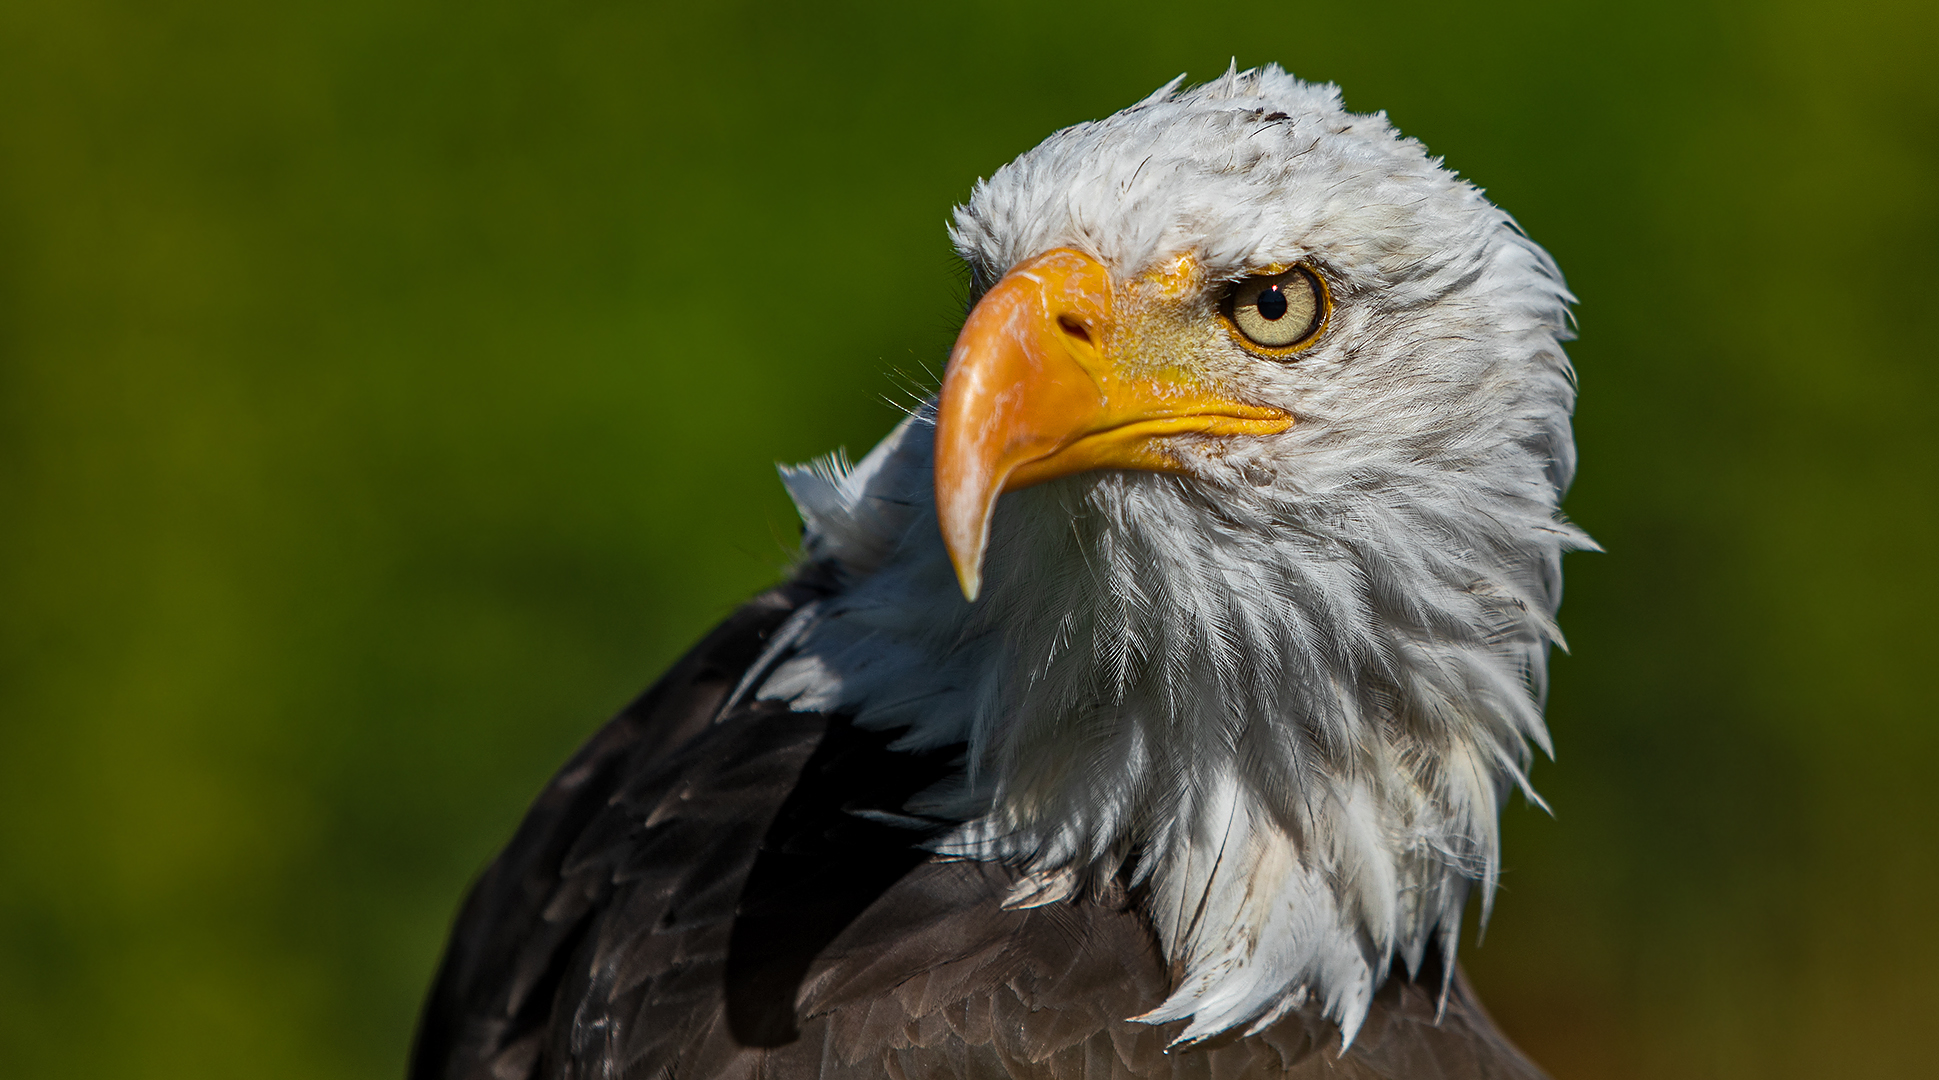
[412, 582, 1550, 1080]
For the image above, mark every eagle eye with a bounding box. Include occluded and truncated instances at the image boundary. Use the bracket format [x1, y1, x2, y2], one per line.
[1225, 266, 1325, 352]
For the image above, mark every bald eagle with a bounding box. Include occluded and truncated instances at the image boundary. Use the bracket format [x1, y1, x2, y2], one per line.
[413, 65, 1587, 1080]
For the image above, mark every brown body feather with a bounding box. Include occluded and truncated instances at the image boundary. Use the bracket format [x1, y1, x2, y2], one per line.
[411, 583, 1549, 1080]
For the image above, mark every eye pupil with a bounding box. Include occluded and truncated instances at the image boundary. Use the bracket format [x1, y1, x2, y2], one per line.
[1256, 286, 1288, 320]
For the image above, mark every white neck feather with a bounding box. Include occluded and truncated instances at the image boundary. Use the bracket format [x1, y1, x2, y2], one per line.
[757, 406, 1585, 1044]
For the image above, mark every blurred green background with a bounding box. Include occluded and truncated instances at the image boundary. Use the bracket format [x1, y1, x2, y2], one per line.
[2, 1, 1934, 1078]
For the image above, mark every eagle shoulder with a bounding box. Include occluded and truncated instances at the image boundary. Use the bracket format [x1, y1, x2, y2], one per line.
[411, 581, 1549, 1080]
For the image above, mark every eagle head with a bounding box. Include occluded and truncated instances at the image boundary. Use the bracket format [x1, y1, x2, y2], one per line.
[759, 64, 1589, 1046]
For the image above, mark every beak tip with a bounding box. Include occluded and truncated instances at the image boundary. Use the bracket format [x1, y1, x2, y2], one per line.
[937, 467, 993, 604]
[949, 549, 984, 603]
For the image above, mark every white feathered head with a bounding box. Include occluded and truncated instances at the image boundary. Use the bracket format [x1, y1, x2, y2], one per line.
[760, 64, 1590, 1045]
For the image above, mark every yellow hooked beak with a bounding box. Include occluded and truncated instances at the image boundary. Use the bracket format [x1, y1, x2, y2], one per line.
[934, 248, 1292, 600]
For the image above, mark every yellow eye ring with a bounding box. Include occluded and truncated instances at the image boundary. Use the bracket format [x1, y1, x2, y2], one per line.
[1221, 265, 1329, 355]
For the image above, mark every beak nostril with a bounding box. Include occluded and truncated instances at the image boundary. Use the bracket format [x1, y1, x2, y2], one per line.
[1056, 315, 1093, 347]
